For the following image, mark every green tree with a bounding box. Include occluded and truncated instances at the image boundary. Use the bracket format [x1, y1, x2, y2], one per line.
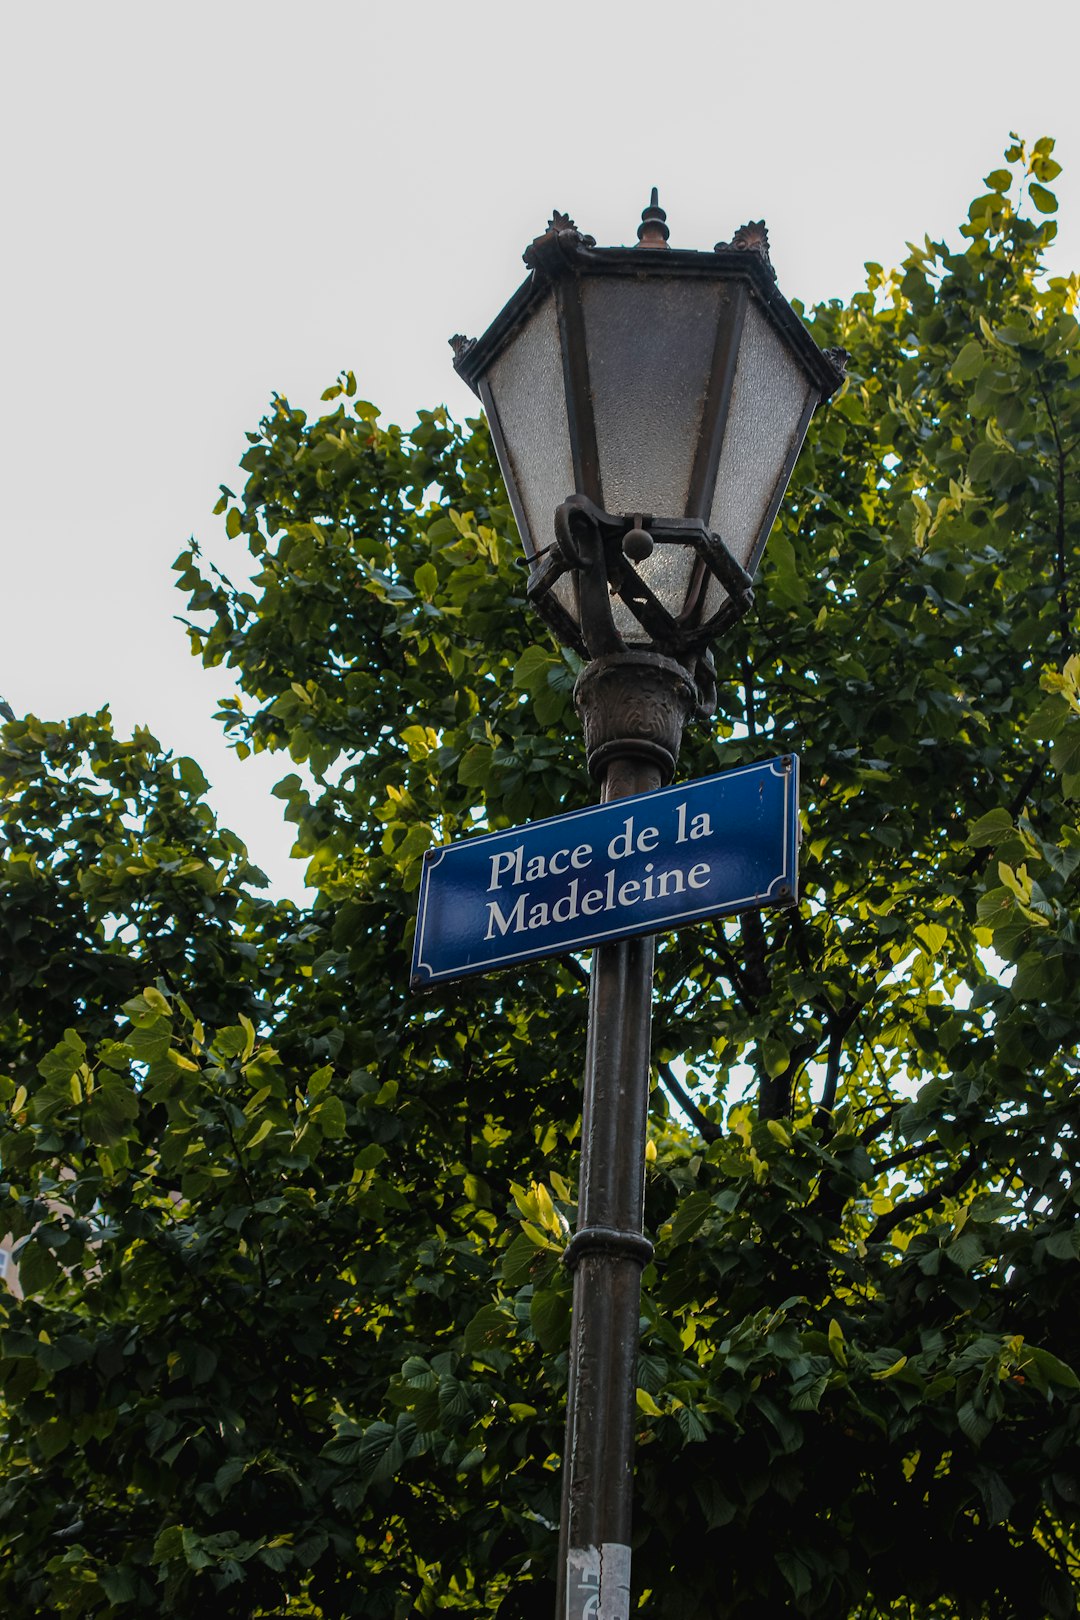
[2, 136, 1080, 1617]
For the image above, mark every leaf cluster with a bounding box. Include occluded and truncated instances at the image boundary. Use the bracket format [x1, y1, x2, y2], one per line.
[3, 138, 1080, 1617]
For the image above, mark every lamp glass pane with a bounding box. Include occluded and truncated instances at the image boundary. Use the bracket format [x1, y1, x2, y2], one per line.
[708, 302, 815, 575]
[582, 275, 726, 518]
[612, 544, 697, 646]
[551, 570, 580, 626]
[486, 295, 575, 576]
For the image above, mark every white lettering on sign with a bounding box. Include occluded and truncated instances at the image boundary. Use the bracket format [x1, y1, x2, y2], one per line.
[483, 858, 713, 940]
[606, 815, 660, 860]
[487, 801, 714, 899]
[488, 841, 592, 891]
[484, 892, 529, 938]
[675, 801, 713, 843]
[479, 793, 730, 941]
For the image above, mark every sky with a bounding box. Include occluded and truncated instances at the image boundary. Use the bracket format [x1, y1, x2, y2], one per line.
[4, 0, 1080, 903]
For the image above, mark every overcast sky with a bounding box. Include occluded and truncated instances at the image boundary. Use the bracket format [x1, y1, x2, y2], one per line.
[4, 1, 1080, 901]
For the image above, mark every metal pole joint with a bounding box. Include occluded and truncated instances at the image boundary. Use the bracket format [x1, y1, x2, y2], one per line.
[563, 1225, 655, 1272]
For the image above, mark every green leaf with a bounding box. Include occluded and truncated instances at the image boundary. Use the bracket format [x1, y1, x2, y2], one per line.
[152, 1525, 187, 1563]
[464, 1303, 513, 1354]
[663, 1190, 712, 1248]
[414, 562, 438, 598]
[694, 1479, 736, 1529]
[37, 1418, 71, 1459]
[675, 1404, 708, 1443]
[951, 340, 985, 381]
[84, 1079, 140, 1147]
[512, 647, 558, 690]
[957, 1401, 993, 1447]
[1053, 727, 1080, 797]
[99, 1569, 139, 1603]
[176, 757, 210, 796]
[791, 1374, 830, 1410]
[238, 1011, 256, 1061]
[314, 1095, 347, 1139]
[965, 808, 1014, 848]
[458, 745, 493, 788]
[1025, 1346, 1080, 1390]
[915, 923, 948, 955]
[246, 1118, 274, 1149]
[15, 1239, 61, 1295]
[37, 1029, 86, 1085]
[766, 531, 807, 608]
[530, 1287, 570, 1352]
[501, 1232, 555, 1289]
[1029, 183, 1058, 214]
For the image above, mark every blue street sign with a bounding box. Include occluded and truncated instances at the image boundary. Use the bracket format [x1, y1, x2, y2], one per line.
[410, 755, 799, 988]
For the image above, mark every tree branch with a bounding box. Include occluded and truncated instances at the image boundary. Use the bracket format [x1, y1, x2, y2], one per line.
[562, 955, 590, 990]
[872, 1141, 942, 1176]
[656, 1060, 720, 1143]
[1038, 376, 1072, 657]
[741, 908, 771, 1003]
[867, 1147, 980, 1243]
[742, 653, 757, 738]
[812, 1004, 860, 1136]
[861, 1104, 901, 1148]
[709, 924, 760, 1014]
[221, 1111, 270, 1290]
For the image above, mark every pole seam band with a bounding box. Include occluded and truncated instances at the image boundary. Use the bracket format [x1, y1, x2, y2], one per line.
[585, 736, 676, 783]
[563, 1225, 654, 1271]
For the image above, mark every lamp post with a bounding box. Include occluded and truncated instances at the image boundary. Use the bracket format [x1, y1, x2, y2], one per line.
[452, 192, 845, 1620]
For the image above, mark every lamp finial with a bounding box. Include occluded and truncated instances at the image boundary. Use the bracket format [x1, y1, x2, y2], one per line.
[637, 187, 670, 249]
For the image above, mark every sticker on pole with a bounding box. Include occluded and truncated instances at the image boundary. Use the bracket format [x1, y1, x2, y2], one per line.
[410, 754, 799, 988]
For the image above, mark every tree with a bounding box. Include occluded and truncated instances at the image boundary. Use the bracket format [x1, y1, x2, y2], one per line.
[2, 135, 1079, 1617]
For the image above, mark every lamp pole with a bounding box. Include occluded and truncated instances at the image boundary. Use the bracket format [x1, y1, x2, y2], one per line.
[450, 191, 845, 1619]
[556, 653, 694, 1620]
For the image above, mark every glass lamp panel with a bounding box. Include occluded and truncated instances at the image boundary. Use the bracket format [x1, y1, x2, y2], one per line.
[611, 544, 697, 646]
[700, 571, 731, 623]
[550, 571, 580, 627]
[708, 301, 816, 573]
[582, 275, 727, 519]
[486, 295, 575, 578]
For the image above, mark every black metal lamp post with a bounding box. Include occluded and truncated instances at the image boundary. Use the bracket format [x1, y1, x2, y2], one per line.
[452, 192, 845, 1620]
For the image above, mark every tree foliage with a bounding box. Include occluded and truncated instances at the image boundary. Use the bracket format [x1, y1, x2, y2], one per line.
[2, 137, 1080, 1617]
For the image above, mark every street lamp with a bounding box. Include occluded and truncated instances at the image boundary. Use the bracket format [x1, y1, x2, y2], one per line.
[452, 191, 845, 1620]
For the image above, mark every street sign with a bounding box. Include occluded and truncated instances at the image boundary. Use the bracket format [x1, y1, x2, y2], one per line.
[410, 754, 799, 988]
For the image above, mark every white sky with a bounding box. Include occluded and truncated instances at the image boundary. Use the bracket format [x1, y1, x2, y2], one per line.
[4, 1, 1080, 902]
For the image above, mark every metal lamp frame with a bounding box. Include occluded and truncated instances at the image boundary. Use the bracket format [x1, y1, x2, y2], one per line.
[452, 208, 845, 676]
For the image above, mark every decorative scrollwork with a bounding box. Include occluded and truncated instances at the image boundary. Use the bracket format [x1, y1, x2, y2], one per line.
[715, 219, 776, 279]
[523, 210, 597, 273]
